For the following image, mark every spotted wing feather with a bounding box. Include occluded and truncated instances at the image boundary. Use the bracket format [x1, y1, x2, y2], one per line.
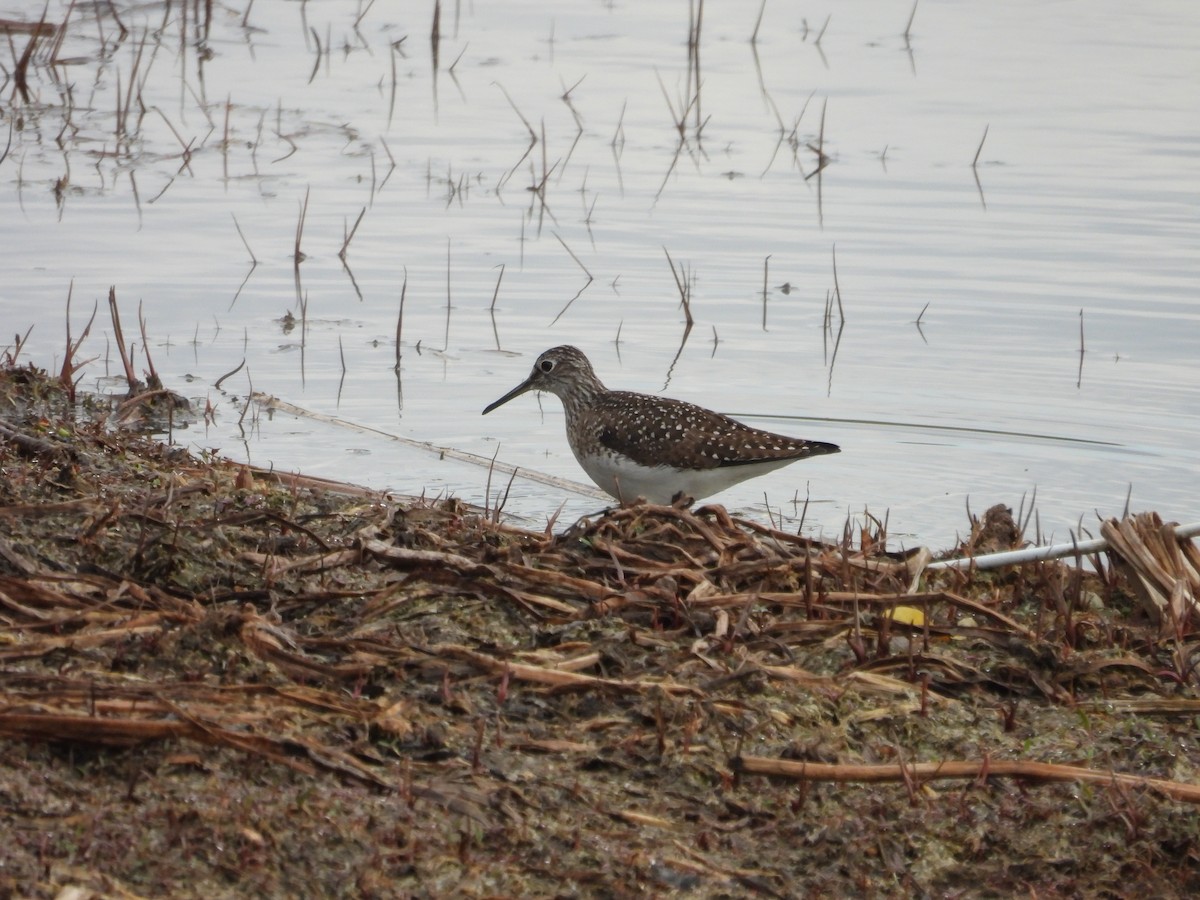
[589, 391, 838, 471]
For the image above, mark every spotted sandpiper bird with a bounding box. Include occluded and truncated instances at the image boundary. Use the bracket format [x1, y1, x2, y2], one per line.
[482, 346, 839, 505]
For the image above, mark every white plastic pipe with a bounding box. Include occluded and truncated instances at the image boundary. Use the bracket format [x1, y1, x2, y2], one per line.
[926, 521, 1200, 572]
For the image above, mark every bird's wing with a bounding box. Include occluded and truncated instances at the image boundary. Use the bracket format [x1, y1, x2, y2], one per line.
[591, 392, 831, 470]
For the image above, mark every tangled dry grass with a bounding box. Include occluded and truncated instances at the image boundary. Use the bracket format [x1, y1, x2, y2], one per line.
[3, 362, 1200, 897]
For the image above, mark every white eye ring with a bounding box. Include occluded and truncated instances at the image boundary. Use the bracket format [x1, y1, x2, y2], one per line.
[539, 359, 555, 373]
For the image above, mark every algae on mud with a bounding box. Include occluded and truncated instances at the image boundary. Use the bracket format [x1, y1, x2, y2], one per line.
[2, 362, 1200, 897]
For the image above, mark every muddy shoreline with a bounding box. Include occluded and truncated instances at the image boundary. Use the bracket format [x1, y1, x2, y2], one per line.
[2, 362, 1200, 897]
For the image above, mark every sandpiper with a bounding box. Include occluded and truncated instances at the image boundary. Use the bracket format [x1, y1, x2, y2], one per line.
[482, 346, 840, 505]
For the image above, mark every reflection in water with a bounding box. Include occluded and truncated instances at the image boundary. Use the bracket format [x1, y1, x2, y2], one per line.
[654, 1, 708, 204]
[913, 303, 930, 345]
[823, 318, 845, 399]
[806, 99, 832, 227]
[495, 83, 537, 194]
[609, 100, 626, 196]
[229, 215, 258, 309]
[822, 246, 847, 396]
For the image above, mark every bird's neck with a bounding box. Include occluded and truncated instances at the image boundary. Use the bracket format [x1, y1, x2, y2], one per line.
[556, 374, 607, 419]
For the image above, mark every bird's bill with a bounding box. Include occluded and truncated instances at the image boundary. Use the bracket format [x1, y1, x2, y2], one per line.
[482, 377, 534, 415]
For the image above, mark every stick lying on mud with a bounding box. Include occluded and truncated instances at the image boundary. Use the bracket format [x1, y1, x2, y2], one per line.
[732, 755, 1200, 805]
[928, 521, 1200, 571]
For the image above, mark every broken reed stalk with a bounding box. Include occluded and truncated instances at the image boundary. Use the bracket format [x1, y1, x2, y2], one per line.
[903, 0, 918, 41]
[972, 124, 989, 168]
[12, 11, 47, 104]
[559, 75, 586, 129]
[582, 190, 598, 233]
[394, 268, 407, 369]
[537, 117, 550, 204]
[106, 287, 139, 392]
[107, 0, 128, 40]
[236, 366, 255, 429]
[222, 94, 231, 181]
[123, 28, 149, 143]
[495, 83, 537, 190]
[489, 263, 505, 312]
[750, 0, 767, 43]
[1015, 487, 1038, 540]
[272, 100, 297, 162]
[801, 98, 829, 192]
[483, 443, 499, 521]
[662, 247, 693, 327]
[557, 78, 587, 177]
[294, 187, 310, 263]
[761, 254, 770, 330]
[610, 98, 626, 153]
[549, 233, 595, 325]
[128, 171, 143, 227]
[443, 238, 452, 351]
[654, 68, 686, 139]
[231, 214, 257, 263]
[387, 39, 400, 126]
[59, 280, 98, 401]
[136, 300, 161, 388]
[1, 119, 13, 168]
[447, 43, 467, 76]
[378, 137, 396, 190]
[488, 265, 504, 350]
[484, 447, 519, 524]
[816, 97, 828, 170]
[154, 108, 196, 176]
[1077, 308, 1085, 388]
[307, 26, 323, 84]
[814, 14, 830, 45]
[51, 7, 74, 64]
[339, 207, 366, 261]
[831, 244, 845, 323]
[114, 69, 124, 149]
[688, 0, 704, 136]
[430, 0, 440, 70]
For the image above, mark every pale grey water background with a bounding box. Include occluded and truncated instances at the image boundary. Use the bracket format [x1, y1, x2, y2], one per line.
[2, 0, 1197, 546]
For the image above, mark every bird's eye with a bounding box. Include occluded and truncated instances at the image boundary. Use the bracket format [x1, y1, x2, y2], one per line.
[539, 359, 555, 373]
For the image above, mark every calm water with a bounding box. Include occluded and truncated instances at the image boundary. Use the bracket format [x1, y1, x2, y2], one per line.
[3, 0, 1198, 546]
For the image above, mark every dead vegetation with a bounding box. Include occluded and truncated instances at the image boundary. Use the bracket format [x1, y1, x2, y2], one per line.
[2, 361, 1200, 897]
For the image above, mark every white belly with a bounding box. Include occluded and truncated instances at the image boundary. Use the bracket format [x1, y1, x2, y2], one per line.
[574, 448, 796, 505]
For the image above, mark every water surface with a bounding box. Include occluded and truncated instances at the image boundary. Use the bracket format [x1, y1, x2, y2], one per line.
[2, 0, 1197, 546]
